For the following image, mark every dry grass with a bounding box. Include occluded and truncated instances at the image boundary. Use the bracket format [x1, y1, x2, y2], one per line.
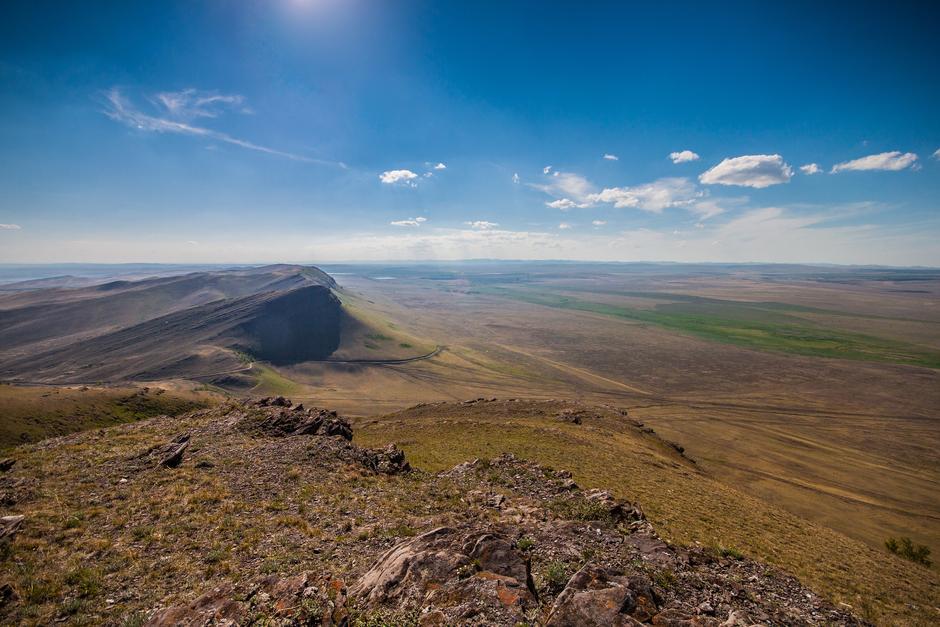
[353, 400, 940, 625]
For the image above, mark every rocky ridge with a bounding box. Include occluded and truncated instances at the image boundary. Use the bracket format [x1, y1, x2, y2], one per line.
[0, 397, 869, 625]
[116, 398, 866, 627]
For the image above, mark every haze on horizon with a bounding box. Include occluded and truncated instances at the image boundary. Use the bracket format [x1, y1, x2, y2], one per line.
[1, 1, 938, 266]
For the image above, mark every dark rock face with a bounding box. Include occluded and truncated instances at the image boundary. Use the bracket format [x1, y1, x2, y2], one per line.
[238, 285, 342, 364]
[237, 401, 354, 441]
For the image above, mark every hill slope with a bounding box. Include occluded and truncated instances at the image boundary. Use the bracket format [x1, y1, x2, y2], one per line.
[0, 266, 341, 383]
[0, 399, 867, 625]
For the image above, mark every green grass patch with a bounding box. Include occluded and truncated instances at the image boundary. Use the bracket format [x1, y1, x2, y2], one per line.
[479, 286, 940, 369]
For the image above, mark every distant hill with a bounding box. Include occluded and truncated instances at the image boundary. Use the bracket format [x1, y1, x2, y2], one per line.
[0, 265, 342, 383]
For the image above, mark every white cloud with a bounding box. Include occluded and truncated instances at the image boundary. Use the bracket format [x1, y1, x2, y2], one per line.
[379, 169, 419, 185]
[799, 163, 821, 175]
[546, 198, 589, 210]
[699, 154, 793, 188]
[669, 150, 700, 164]
[186, 240, 199, 245]
[423, 171, 433, 178]
[587, 177, 700, 212]
[0, 224, 21, 230]
[558, 222, 572, 229]
[543, 165, 552, 174]
[603, 154, 619, 161]
[390, 216, 427, 227]
[102, 88, 334, 164]
[592, 220, 607, 226]
[512, 173, 520, 184]
[433, 162, 446, 170]
[465, 220, 499, 230]
[830, 151, 919, 173]
[932, 148, 940, 160]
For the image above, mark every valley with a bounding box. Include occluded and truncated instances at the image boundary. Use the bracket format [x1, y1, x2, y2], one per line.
[0, 262, 938, 624]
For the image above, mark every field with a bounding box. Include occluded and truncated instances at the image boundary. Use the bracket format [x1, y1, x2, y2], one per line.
[1, 262, 938, 624]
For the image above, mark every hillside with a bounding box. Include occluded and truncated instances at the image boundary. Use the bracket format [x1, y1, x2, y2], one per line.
[0, 265, 439, 387]
[0, 398, 868, 625]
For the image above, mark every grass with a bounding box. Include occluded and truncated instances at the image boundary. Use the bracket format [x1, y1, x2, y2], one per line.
[249, 364, 303, 396]
[477, 286, 940, 369]
[0, 384, 217, 449]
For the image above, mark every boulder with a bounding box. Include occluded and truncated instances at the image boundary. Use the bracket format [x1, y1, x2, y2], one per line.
[545, 564, 659, 626]
[351, 527, 535, 622]
[159, 435, 190, 468]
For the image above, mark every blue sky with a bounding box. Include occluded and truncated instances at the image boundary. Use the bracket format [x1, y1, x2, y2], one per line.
[1, 1, 938, 265]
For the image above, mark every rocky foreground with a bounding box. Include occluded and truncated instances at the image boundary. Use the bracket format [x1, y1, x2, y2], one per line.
[0, 398, 864, 625]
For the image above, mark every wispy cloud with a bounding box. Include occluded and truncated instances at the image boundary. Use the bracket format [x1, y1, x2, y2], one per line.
[669, 150, 700, 164]
[602, 154, 619, 161]
[799, 163, 821, 175]
[390, 216, 427, 227]
[103, 88, 334, 165]
[379, 169, 419, 185]
[543, 165, 552, 174]
[831, 151, 918, 173]
[699, 154, 793, 188]
[592, 220, 607, 226]
[933, 148, 940, 160]
[152, 89, 248, 120]
[531, 171, 595, 202]
[433, 162, 447, 170]
[465, 220, 499, 230]
[688, 199, 727, 220]
[558, 222, 572, 229]
[0, 224, 21, 230]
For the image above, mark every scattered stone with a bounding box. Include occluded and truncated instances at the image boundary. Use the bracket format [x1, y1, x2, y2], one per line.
[0, 583, 17, 608]
[0, 515, 24, 540]
[159, 435, 190, 468]
[0, 459, 14, 473]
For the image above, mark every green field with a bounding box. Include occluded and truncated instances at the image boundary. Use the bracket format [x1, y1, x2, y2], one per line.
[478, 286, 940, 369]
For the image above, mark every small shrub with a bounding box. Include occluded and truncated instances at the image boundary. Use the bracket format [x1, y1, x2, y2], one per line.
[65, 567, 101, 598]
[543, 561, 569, 591]
[719, 546, 744, 560]
[885, 537, 932, 567]
[653, 569, 676, 590]
[516, 537, 535, 551]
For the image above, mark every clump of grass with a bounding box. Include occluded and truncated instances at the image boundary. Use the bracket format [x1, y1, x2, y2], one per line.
[549, 496, 614, 524]
[543, 561, 569, 591]
[516, 537, 535, 551]
[398, 343, 413, 348]
[64, 567, 101, 598]
[718, 546, 745, 560]
[885, 537, 931, 567]
[653, 569, 676, 590]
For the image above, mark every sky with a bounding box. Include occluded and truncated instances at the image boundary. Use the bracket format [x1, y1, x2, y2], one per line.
[0, 0, 938, 266]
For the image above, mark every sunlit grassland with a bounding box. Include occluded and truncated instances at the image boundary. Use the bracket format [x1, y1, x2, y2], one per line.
[476, 285, 940, 369]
